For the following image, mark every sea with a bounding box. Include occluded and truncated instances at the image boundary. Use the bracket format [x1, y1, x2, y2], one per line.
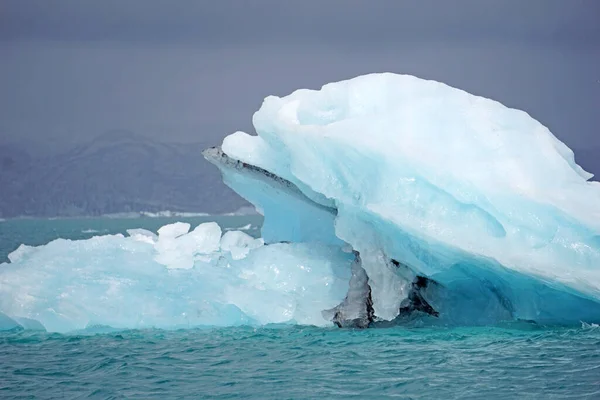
[1, 216, 599, 399]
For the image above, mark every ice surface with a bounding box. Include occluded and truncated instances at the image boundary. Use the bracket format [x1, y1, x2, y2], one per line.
[126, 228, 157, 244]
[157, 222, 190, 238]
[13, 316, 46, 331]
[206, 72, 600, 326]
[0, 312, 21, 331]
[154, 222, 222, 269]
[220, 230, 263, 260]
[203, 147, 343, 246]
[7, 244, 37, 264]
[0, 224, 352, 332]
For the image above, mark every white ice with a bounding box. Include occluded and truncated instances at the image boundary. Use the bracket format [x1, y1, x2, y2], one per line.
[220, 230, 263, 260]
[210, 73, 600, 324]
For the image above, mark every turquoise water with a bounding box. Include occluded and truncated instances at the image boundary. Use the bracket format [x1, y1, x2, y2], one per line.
[1, 217, 600, 399]
[2, 325, 600, 399]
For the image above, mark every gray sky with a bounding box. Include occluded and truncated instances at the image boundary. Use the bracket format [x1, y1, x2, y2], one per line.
[1, 0, 599, 154]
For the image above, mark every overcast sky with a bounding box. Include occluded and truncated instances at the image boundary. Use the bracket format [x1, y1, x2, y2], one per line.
[1, 0, 599, 154]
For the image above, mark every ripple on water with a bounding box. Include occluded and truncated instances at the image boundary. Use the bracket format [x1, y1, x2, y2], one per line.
[1, 325, 600, 399]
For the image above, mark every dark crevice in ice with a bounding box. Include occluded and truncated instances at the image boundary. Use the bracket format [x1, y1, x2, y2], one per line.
[322, 251, 375, 329]
[322, 253, 447, 328]
[390, 258, 440, 318]
[398, 275, 440, 318]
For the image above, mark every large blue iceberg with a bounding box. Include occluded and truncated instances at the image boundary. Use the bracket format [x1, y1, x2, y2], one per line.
[205, 73, 600, 326]
[1, 73, 599, 332]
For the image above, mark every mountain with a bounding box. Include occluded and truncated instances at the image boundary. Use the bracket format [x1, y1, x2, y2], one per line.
[0, 131, 248, 218]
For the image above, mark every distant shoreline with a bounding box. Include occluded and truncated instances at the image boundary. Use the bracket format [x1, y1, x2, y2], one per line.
[0, 208, 260, 222]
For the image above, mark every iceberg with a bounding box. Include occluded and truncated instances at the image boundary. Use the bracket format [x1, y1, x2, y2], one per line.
[0, 223, 353, 332]
[205, 72, 600, 326]
[1, 73, 599, 332]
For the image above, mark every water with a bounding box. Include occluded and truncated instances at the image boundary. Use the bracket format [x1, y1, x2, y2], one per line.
[1, 217, 599, 399]
[2, 325, 600, 399]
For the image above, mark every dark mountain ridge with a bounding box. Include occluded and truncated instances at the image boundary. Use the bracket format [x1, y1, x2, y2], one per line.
[0, 131, 248, 218]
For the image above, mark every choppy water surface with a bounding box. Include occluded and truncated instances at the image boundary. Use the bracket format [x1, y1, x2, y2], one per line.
[2, 325, 600, 399]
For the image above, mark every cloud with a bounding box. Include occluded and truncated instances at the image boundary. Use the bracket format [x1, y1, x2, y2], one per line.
[1, 0, 599, 46]
[0, 0, 598, 154]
